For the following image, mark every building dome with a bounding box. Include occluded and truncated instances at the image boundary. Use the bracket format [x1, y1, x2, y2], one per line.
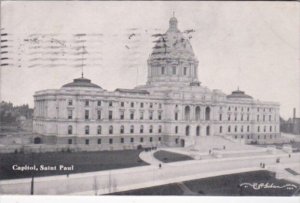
[150, 18, 196, 61]
[227, 89, 253, 100]
[147, 16, 199, 87]
[62, 77, 102, 89]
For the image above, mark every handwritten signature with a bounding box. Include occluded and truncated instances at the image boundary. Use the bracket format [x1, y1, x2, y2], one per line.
[240, 182, 297, 190]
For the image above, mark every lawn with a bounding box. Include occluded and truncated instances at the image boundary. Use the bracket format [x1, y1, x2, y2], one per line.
[0, 150, 148, 180]
[153, 150, 193, 163]
[112, 183, 183, 195]
[112, 170, 299, 196]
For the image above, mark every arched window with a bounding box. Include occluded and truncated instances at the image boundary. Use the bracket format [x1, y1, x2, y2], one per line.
[206, 126, 210, 136]
[247, 125, 250, 132]
[195, 106, 201, 121]
[109, 125, 113, 134]
[130, 125, 134, 134]
[234, 125, 237, 132]
[85, 125, 90, 135]
[185, 125, 190, 136]
[219, 126, 222, 133]
[257, 126, 260, 132]
[158, 125, 162, 133]
[149, 125, 153, 133]
[120, 125, 124, 134]
[184, 106, 190, 120]
[140, 125, 144, 133]
[68, 125, 72, 135]
[228, 126, 231, 133]
[97, 125, 102, 134]
[270, 126, 272, 132]
[196, 126, 200, 136]
[175, 126, 178, 134]
[205, 107, 210, 121]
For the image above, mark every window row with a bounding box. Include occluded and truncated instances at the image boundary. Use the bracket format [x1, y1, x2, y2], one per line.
[225, 114, 250, 121]
[68, 136, 162, 145]
[68, 110, 163, 120]
[68, 99, 162, 109]
[67, 125, 163, 135]
[226, 106, 250, 112]
[234, 134, 277, 140]
[256, 115, 274, 122]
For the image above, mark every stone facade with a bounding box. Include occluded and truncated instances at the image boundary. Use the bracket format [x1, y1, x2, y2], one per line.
[33, 17, 280, 149]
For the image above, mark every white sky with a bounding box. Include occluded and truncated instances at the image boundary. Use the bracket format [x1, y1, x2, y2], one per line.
[0, 1, 299, 119]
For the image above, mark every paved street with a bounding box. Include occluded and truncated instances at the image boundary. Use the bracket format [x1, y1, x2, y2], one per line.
[0, 150, 299, 195]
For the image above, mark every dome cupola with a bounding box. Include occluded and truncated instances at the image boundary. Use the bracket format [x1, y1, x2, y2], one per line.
[147, 16, 199, 87]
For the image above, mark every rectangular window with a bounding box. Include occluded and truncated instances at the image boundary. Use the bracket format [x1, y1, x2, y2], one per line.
[175, 112, 178, 120]
[68, 110, 73, 119]
[140, 103, 144, 108]
[85, 110, 89, 120]
[68, 100, 73, 106]
[158, 112, 162, 120]
[68, 139, 72, 144]
[120, 102, 124, 107]
[219, 114, 222, 121]
[158, 137, 161, 141]
[120, 111, 125, 120]
[131, 102, 134, 108]
[269, 115, 271, 121]
[130, 138, 134, 143]
[172, 66, 176, 75]
[149, 103, 153, 108]
[140, 111, 144, 120]
[161, 67, 165, 75]
[97, 100, 101, 106]
[140, 138, 144, 143]
[85, 100, 89, 107]
[97, 110, 101, 120]
[97, 139, 101, 144]
[85, 139, 89, 145]
[159, 103, 162, 109]
[109, 110, 113, 120]
[130, 111, 134, 120]
[109, 138, 113, 144]
[149, 111, 153, 120]
[109, 101, 113, 107]
[150, 137, 153, 142]
[184, 67, 187, 75]
[121, 138, 124, 143]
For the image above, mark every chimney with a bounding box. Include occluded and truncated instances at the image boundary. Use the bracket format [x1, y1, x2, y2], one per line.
[293, 108, 296, 119]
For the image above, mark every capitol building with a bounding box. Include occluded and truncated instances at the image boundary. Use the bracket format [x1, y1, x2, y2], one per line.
[33, 17, 280, 150]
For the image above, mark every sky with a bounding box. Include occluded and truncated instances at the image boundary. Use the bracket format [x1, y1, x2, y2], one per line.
[0, 1, 299, 119]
